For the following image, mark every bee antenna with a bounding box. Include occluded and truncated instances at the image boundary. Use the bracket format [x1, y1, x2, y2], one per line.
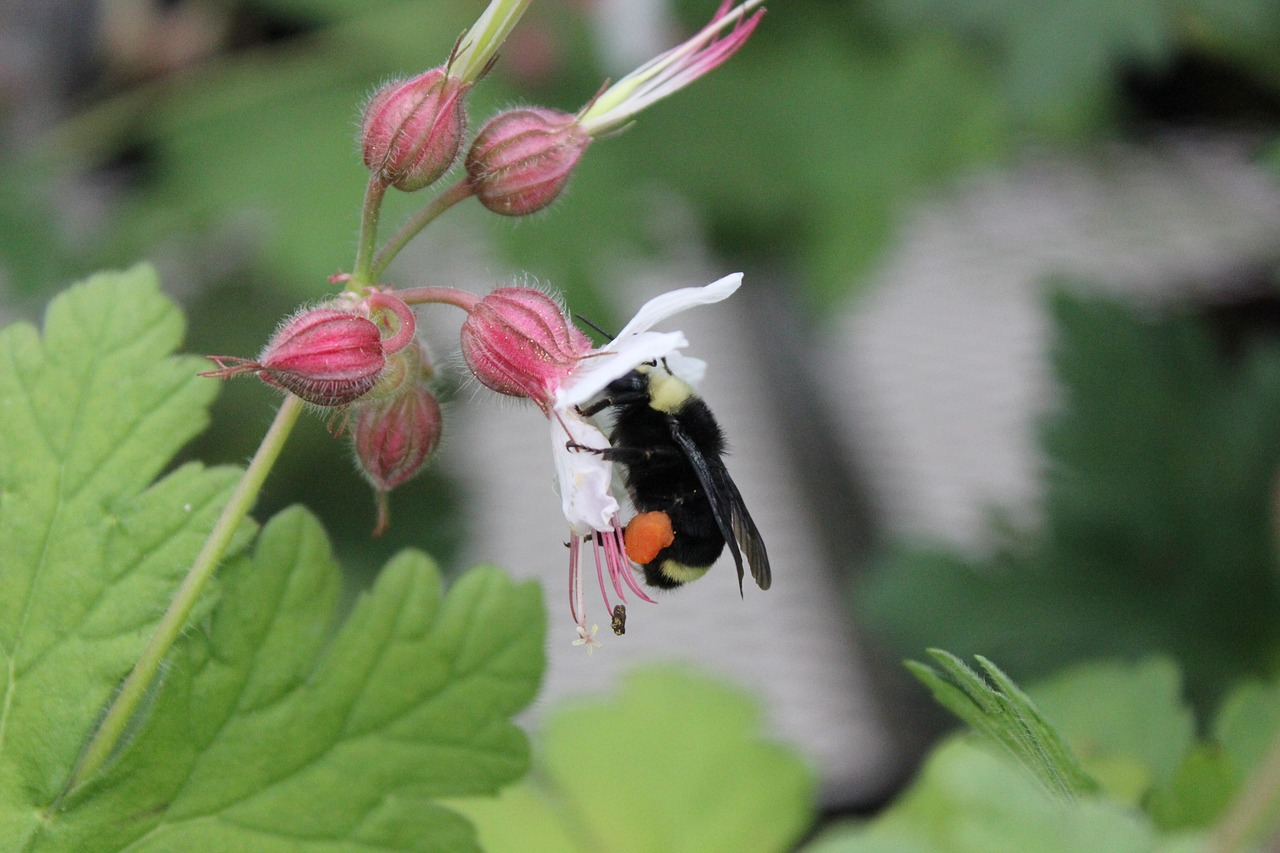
[574, 313, 615, 341]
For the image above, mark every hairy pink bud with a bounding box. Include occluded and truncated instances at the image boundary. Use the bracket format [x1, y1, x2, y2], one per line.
[465, 107, 591, 216]
[460, 287, 592, 407]
[362, 68, 469, 191]
[352, 354, 443, 535]
[202, 307, 386, 407]
[354, 386, 443, 492]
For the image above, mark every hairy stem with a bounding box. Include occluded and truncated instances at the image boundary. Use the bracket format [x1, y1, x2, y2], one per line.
[396, 285, 481, 312]
[370, 178, 475, 281]
[352, 176, 389, 287]
[59, 394, 305, 798]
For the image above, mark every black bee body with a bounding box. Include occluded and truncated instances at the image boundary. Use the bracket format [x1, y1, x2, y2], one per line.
[579, 363, 771, 592]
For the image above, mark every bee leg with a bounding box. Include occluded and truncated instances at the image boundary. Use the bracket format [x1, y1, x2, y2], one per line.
[576, 392, 649, 418]
[566, 442, 683, 465]
[564, 439, 607, 454]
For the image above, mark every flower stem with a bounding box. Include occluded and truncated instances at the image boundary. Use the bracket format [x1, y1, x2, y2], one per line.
[59, 394, 305, 798]
[396, 285, 481, 312]
[370, 178, 475, 282]
[352, 176, 388, 287]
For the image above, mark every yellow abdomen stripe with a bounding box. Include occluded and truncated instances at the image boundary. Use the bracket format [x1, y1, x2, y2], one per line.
[659, 560, 710, 584]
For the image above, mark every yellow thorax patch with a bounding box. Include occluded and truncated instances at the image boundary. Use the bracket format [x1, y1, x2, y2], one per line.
[646, 369, 692, 414]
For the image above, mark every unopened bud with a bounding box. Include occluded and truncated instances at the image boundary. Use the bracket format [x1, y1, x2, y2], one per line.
[353, 361, 443, 534]
[460, 287, 591, 407]
[465, 107, 590, 216]
[362, 68, 469, 191]
[202, 306, 386, 407]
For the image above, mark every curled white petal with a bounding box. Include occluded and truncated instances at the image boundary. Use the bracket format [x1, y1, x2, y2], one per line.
[554, 273, 741, 408]
[612, 273, 742, 342]
[551, 412, 618, 535]
[555, 330, 686, 408]
[662, 350, 707, 387]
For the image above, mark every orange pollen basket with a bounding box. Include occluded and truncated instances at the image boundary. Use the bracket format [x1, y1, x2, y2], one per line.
[623, 511, 675, 564]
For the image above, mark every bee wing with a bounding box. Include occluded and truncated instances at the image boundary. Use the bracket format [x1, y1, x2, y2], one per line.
[669, 426, 771, 593]
[711, 468, 772, 591]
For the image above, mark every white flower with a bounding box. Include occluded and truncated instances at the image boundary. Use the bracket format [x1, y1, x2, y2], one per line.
[551, 409, 619, 536]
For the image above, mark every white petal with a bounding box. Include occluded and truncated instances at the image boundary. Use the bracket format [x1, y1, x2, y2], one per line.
[555, 330, 686, 408]
[662, 350, 707, 387]
[610, 272, 742, 342]
[551, 412, 619, 535]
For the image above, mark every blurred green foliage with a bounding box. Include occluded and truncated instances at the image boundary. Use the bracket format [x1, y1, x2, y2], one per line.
[449, 667, 815, 853]
[907, 650, 1101, 801]
[872, 0, 1280, 137]
[808, 658, 1280, 851]
[861, 288, 1280, 707]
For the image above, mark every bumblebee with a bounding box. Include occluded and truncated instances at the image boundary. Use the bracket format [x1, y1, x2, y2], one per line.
[576, 362, 771, 593]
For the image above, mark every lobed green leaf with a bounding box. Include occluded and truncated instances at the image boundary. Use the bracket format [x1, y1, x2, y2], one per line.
[36, 508, 544, 852]
[908, 650, 1099, 801]
[0, 266, 240, 845]
[802, 739, 1191, 853]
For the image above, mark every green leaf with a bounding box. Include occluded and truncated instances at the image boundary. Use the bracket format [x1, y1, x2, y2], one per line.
[1146, 743, 1236, 831]
[804, 739, 1173, 853]
[450, 667, 816, 853]
[1140, 672, 1280, 833]
[908, 650, 1099, 800]
[1028, 659, 1195, 802]
[1216, 680, 1280, 782]
[38, 508, 545, 852]
[0, 265, 240, 843]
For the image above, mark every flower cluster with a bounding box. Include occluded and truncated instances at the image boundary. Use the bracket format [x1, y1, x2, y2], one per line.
[358, 0, 763, 215]
[202, 0, 764, 647]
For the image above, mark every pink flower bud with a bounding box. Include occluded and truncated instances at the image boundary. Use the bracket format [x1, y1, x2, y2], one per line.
[353, 368, 443, 535]
[362, 68, 469, 192]
[202, 307, 386, 407]
[354, 385, 443, 492]
[460, 287, 592, 407]
[465, 107, 591, 216]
